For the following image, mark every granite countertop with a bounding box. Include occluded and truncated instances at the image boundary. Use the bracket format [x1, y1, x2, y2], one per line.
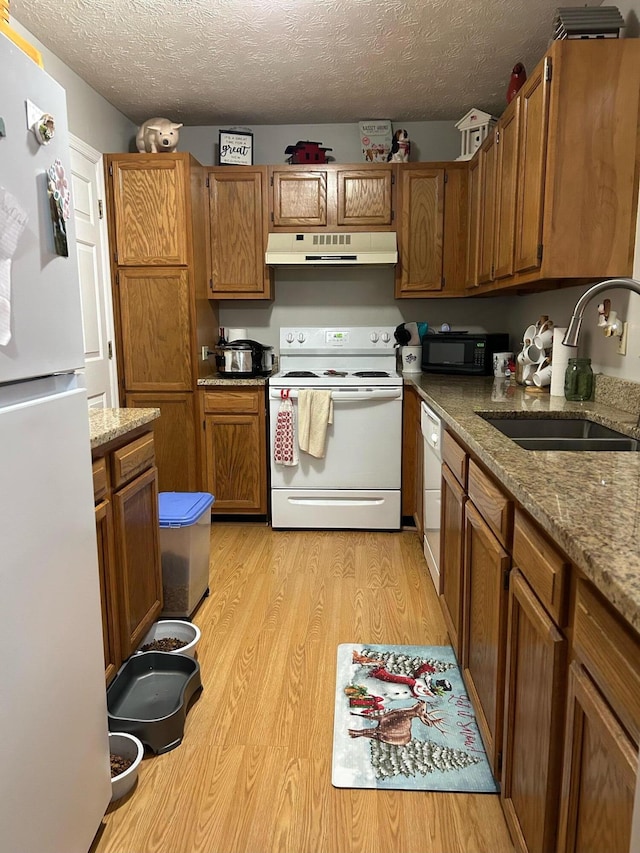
[198, 374, 269, 386]
[405, 373, 640, 633]
[89, 407, 160, 449]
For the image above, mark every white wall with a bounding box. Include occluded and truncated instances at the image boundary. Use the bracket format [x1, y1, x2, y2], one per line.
[10, 19, 136, 152]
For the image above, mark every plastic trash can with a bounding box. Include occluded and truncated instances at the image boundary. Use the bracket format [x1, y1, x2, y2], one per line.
[158, 492, 214, 618]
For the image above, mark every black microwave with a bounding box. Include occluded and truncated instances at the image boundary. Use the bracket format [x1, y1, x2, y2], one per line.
[421, 333, 510, 375]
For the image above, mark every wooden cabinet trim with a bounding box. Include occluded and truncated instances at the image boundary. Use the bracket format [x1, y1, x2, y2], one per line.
[512, 508, 569, 625]
[467, 459, 513, 548]
[573, 579, 640, 746]
[440, 462, 467, 658]
[95, 497, 121, 684]
[442, 429, 468, 487]
[111, 431, 155, 490]
[92, 458, 108, 503]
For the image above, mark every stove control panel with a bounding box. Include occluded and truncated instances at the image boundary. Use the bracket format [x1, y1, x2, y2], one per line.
[280, 327, 396, 350]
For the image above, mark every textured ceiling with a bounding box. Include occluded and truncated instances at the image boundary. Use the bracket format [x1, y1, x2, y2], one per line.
[12, 0, 603, 125]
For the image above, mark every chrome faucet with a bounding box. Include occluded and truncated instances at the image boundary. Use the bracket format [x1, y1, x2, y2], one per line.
[563, 278, 640, 347]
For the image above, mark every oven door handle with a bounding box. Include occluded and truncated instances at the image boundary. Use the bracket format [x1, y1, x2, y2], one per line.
[269, 388, 402, 401]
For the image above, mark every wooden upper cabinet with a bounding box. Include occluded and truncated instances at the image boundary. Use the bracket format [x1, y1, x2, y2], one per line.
[118, 267, 193, 391]
[268, 164, 394, 231]
[207, 167, 272, 299]
[394, 166, 444, 296]
[466, 155, 482, 287]
[477, 132, 497, 284]
[109, 157, 188, 266]
[514, 58, 550, 274]
[270, 168, 328, 227]
[493, 99, 521, 280]
[336, 168, 393, 226]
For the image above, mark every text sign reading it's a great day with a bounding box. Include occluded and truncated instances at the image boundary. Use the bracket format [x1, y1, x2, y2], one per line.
[219, 130, 253, 165]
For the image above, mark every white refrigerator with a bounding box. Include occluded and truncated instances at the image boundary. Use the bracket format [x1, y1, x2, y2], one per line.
[0, 33, 111, 853]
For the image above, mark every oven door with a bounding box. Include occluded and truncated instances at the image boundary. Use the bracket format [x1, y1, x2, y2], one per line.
[269, 386, 402, 527]
[270, 386, 402, 489]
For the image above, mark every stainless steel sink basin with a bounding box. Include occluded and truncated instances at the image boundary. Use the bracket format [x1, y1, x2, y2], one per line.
[480, 415, 639, 451]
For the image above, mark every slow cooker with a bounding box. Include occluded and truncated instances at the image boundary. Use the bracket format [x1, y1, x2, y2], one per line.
[213, 340, 274, 378]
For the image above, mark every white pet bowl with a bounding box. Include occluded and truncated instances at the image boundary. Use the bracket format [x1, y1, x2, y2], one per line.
[136, 619, 201, 658]
[109, 732, 144, 802]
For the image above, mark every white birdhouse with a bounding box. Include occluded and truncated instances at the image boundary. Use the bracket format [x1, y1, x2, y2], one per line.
[455, 109, 497, 161]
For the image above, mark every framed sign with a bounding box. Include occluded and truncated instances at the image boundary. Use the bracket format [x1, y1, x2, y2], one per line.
[219, 130, 253, 165]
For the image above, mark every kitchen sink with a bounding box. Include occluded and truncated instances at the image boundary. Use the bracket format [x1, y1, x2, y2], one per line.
[480, 415, 640, 451]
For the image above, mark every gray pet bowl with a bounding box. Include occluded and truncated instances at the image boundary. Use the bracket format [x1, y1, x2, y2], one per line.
[107, 651, 202, 754]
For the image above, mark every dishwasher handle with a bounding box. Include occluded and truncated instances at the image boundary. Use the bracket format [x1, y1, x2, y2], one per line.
[421, 401, 442, 455]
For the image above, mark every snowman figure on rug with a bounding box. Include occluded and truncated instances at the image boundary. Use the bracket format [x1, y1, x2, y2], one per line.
[347, 659, 452, 714]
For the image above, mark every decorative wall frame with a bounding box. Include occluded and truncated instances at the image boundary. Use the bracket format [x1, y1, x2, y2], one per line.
[218, 130, 253, 165]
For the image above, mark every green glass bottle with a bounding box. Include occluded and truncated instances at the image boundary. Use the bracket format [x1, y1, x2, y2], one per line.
[564, 357, 593, 401]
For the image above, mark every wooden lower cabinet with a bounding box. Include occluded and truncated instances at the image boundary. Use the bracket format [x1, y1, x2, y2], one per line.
[201, 387, 267, 514]
[126, 391, 198, 492]
[462, 499, 510, 779]
[501, 569, 567, 853]
[440, 462, 466, 659]
[113, 465, 163, 657]
[93, 428, 163, 682]
[557, 663, 637, 853]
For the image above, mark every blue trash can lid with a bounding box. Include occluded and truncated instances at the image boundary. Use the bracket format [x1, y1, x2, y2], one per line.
[158, 492, 214, 527]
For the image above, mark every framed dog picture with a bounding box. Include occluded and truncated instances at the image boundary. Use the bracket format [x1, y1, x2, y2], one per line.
[219, 130, 253, 165]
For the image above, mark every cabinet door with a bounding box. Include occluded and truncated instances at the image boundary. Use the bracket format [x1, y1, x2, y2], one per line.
[557, 663, 637, 853]
[501, 569, 567, 853]
[477, 132, 497, 284]
[514, 59, 550, 274]
[95, 498, 121, 684]
[117, 268, 192, 391]
[113, 466, 162, 658]
[208, 168, 272, 299]
[109, 157, 188, 266]
[204, 412, 266, 513]
[493, 100, 521, 280]
[440, 463, 466, 659]
[462, 499, 510, 778]
[466, 155, 482, 287]
[126, 391, 198, 493]
[394, 167, 444, 296]
[336, 168, 393, 226]
[271, 169, 328, 227]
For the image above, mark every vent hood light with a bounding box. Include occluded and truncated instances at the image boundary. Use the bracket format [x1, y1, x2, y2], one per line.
[265, 232, 398, 266]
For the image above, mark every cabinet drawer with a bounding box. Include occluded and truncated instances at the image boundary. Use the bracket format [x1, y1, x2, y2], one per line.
[467, 459, 513, 548]
[111, 432, 155, 489]
[92, 458, 108, 503]
[574, 579, 640, 745]
[513, 509, 569, 625]
[204, 388, 261, 414]
[442, 430, 468, 487]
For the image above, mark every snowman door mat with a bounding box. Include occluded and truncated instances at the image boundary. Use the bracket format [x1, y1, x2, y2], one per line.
[332, 644, 498, 792]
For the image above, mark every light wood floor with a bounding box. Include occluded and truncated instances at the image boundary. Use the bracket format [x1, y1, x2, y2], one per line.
[93, 524, 514, 853]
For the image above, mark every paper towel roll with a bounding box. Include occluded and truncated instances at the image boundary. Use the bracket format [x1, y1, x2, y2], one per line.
[227, 328, 248, 342]
[550, 327, 576, 397]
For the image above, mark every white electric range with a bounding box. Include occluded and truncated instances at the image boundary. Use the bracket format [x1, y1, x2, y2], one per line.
[269, 326, 403, 529]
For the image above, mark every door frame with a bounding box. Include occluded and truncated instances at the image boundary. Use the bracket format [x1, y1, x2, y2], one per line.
[69, 133, 118, 407]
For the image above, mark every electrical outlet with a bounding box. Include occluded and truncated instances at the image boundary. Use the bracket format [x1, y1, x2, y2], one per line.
[617, 322, 629, 356]
[201, 345, 209, 361]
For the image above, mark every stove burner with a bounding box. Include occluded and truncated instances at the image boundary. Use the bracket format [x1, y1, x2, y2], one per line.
[283, 371, 319, 378]
[352, 371, 390, 378]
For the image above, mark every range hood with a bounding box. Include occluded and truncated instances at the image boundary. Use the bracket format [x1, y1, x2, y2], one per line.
[265, 232, 398, 266]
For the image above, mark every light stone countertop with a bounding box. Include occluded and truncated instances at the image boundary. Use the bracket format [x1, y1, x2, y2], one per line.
[198, 375, 269, 386]
[405, 373, 640, 633]
[89, 407, 160, 449]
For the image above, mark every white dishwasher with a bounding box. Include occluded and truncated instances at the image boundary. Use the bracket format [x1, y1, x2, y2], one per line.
[420, 401, 442, 593]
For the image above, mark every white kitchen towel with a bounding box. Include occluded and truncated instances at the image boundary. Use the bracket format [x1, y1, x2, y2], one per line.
[298, 389, 334, 458]
[273, 392, 298, 466]
[0, 186, 28, 346]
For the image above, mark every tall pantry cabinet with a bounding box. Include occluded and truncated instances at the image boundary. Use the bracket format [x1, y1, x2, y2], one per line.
[104, 153, 218, 492]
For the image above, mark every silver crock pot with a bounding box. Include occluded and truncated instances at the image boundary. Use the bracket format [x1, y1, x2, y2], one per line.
[214, 340, 274, 377]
